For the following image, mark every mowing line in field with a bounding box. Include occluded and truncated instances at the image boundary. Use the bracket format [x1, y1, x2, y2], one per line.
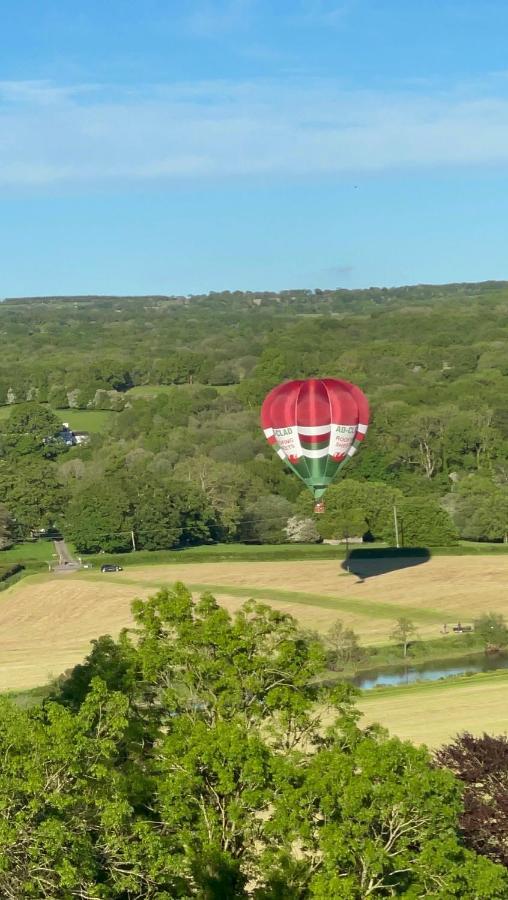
[70, 569, 466, 628]
[89, 575, 448, 623]
[185, 583, 455, 623]
[78, 572, 456, 623]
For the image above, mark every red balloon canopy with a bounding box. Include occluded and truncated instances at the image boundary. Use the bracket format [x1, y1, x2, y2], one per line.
[261, 378, 369, 502]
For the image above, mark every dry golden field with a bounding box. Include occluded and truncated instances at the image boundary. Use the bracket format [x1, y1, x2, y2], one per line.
[0, 554, 506, 694]
[358, 671, 508, 747]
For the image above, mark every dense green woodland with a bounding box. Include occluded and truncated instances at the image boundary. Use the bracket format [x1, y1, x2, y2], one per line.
[0, 583, 504, 898]
[0, 281, 507, 551]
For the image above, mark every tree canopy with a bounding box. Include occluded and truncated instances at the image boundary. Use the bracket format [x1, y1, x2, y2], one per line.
[0, 285, 507, 549]
[0, 584, 503, 897]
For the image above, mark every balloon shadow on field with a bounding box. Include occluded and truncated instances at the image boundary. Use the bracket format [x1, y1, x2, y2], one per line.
[341, 547, 431, 582]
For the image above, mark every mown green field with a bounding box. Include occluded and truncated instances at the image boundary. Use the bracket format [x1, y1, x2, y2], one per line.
[0, 542, 55, 565]
[0, 405, 114, 433]
[82, 542, 356, 567]
[54, 408, 115, 432]
[359, 669, 508, 747]
[126, 383, 236, 398]
[82, 542, 508, 571]
[0, 551, 507, 745]
[0, 542, 56, 590]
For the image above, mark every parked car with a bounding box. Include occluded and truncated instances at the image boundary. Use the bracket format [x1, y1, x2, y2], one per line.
[100, 564, 123, 573]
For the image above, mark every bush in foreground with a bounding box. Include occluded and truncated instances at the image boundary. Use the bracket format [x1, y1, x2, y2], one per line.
[436, 732, 508, 868]
[0, 585, 505, 898]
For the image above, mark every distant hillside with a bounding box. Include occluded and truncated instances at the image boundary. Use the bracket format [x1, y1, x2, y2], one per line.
[0, 277, 507, 549]
[3, 279, 508, 309]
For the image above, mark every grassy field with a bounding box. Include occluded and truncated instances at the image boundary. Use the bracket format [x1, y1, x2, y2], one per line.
[0, 542, 56, 590]
[54, 408, 115, 432]
[0, 541, 56, 566]
[126, 383, 236, 399]
[83, 542, 363, 567]
[108, 555, 508, 643]
[0, 554, 507, 692]
[359, 670, 508, 747]
[0, 554, 507, 745]
[0, 405, 114, 433]
[83, 542, 508, 573]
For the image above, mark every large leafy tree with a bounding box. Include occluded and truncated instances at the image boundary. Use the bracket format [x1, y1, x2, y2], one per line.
[298, 480, 403, 543]
[132, 479, 213, 550]
[65, 479, 133, 552]
[0, 584, 497, 898]
[473, 612, 508, 650]
[398, 496, 458, 546]
[0, 503, 14, 549]
[239, 493, 294, 543]
[0, 458, 67, 536]
[0, 402, 64, 458]
[173, 455, 261, 540]
[450, 478, 508, 542]
[132, 482, 183, 549]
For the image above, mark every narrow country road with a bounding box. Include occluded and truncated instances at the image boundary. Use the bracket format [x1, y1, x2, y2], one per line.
[53, 539, 81, 573]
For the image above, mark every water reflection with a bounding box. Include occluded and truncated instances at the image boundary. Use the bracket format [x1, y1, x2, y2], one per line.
[351, 651, 508, 691]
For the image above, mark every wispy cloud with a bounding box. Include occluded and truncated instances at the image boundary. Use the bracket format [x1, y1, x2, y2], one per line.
[289, 0, 354, 27]
[181, 0, 254, 37]
[2, 77, 508, 186]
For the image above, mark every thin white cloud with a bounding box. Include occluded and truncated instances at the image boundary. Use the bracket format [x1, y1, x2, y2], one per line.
[289, 0, 354, 27]
[1, 77, 508, 185]
[181, 0, 254, 37]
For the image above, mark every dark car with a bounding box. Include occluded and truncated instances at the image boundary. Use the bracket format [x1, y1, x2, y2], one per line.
[100, 564, 123, 573]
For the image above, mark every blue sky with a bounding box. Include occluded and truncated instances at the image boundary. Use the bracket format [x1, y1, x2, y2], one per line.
[2, 0, 508, 295]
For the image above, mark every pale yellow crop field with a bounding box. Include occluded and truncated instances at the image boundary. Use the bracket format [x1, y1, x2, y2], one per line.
[0, 555, 506, 692]
[359, 672, 508, 748]
[0, 575, 140, 690]
[121, 555, 508, 642]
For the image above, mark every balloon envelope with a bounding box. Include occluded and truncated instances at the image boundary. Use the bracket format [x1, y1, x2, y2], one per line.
[261, 378, 369, 501]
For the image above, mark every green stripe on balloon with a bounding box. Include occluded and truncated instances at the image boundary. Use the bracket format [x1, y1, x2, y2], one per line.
[299, 437, 330, 451]
[272, 435, 364, 501]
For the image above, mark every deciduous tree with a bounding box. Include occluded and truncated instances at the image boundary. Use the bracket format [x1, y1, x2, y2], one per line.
[390, 616, 417, 658]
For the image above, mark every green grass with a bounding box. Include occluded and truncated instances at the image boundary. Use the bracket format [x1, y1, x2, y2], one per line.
[320, 635, 487, 681]
[358, 632, 484, 667]
[361, 667, 508, 700]
[0, 541, 55, 565]
[358, 668, 508, 746]
[439, 542, 508, 555]
[0, 541, 55, 588]
[126, 383, 236, 398]
[53, 408, 115, 433]
[81, 542, 358, 567]
[81, 569, 453, 627]
[81, 542, 508, 571]
[183, 583, 452, 624]
[0, 405, 114, 433]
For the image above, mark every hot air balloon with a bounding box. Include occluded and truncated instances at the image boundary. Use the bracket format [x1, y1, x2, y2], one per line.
[261, 378, 369, 512]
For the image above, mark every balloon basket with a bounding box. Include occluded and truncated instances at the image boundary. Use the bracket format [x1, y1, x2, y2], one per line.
[314, 500, 325, 514]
